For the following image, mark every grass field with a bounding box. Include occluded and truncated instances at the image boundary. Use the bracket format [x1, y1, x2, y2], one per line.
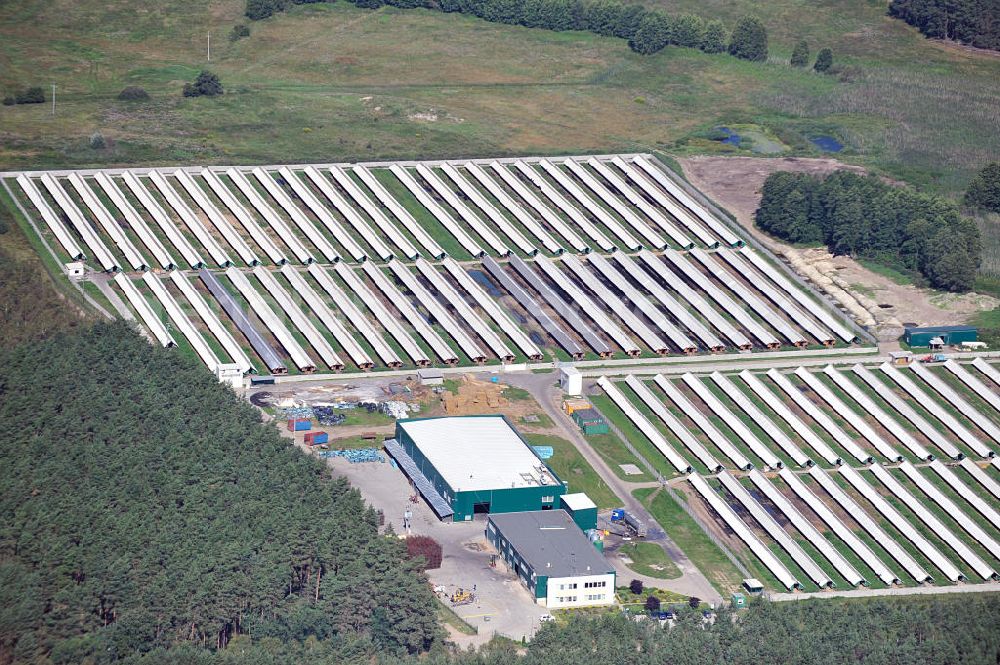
[634, 486, 745, 595]
[619, 541, 681, 580]
[0, 0, 997, 197]
[525, 433, 621, 509]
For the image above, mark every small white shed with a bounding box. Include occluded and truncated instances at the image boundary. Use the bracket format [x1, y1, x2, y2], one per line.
[560, 366, 582, 396]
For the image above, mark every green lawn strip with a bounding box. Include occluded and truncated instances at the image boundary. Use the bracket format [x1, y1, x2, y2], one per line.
[868, 368, 983, 461]
[655, 376, 761, 469]
[699, 376, 798, 470]
[588, 392, 678, 480]
[524, 433, 620, 510]
[342, 169, 431, 259]
[477, 167, 571, 256]
[370, 168, 471, 261]
[60, 178, 131, 270]
[218, 172, 300, 261]
[855, 258, 914, 286]
[583, 432, 651, 483]
[579, 161, 675, 250]
[457, 169, 551, 258]
[834, 472, 955, 585]
[926, 364, 1000, 433]
[633, 486, 745, 595]
[193, 175, 275, 264]
[811, 370, 921, 464]
[426, 167, 506, 259]
[240, 174, 324, 258]
[783, 372, 871, 465]
[617, 381, 708, 474]
[767, 475, 887, 590]
[828, 470, 947, 586]
[79, 281, 117, 318]
[792, 474, 897, 590]
[890, 467, 999, 571]
[269, 171, 363, 263]
[618, 541, 681, 579]
[614, 585, 689, 608]
[130, 277, 204, 368]
[319, 435, 386, 450]
[339, 409, 395, 428]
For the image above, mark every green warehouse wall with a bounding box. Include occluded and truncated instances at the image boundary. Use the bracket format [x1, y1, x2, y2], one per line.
[396, 416, 566, 522]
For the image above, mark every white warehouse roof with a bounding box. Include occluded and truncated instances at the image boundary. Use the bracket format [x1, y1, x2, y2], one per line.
[398, 416, 557, 492]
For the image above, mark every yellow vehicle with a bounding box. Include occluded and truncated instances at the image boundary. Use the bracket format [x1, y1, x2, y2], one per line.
[450, 588, 475, 606]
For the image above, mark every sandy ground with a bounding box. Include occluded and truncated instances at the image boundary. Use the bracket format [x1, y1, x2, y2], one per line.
[679, 156, 998, 341]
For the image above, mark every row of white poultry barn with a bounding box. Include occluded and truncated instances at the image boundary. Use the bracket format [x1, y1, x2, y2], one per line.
[8, 154, 861, 375]
[598, 362, 1000, 591]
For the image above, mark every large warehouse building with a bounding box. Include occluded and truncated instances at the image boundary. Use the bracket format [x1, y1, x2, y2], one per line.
[487, 510, 615, 608]
[386, 415, 566, 522]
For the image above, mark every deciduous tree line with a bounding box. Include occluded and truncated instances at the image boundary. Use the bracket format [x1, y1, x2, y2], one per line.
[756, 170, 982, 291]
[245, 0, 774, 61]
[889, 0, 999, 51]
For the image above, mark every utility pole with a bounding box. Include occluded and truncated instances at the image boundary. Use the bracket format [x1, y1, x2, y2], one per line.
[207, 32, 211, 61]
[51, 84, 55, 115]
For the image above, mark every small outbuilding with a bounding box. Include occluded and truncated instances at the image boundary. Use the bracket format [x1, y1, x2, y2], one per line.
[64, 261, 85, 278]
[560, 493, 598, 531]
[487, 509, 615, 608]
[560, 366, 583, 396]
[889, 351, 913, 366]
[904, 325, 977, 348]
[417, 368, 444, 386]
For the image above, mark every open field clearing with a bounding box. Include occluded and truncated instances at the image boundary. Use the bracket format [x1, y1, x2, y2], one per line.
[593, 363, 1000, 593]
[2, 153, 867, 376]
[0, 0, 998, 195]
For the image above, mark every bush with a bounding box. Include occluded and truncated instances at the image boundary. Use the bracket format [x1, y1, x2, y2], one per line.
[405, 536, 443, 570]
[5, 86, 46, 105]
[700, 19, 727, 53]
[790, 40, 809, 67]
[246, 0, 277, 19]
[728, 15, 768, 61]
[965, 163, 1000, 213]
[89, 132, 107, 150]
[183, 71, 224, 98]
[229, 23, 251, 41]
[689, 596, 700, 608]
[629, 579, 643, 595]
[117, 86, 149, 101]
[645, 595, 661, 612]
[813, 47, 833, 72]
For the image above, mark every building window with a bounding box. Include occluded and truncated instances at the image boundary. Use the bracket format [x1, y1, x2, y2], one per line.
[541, 496, 554, 503]
[569, 583, 577, 589]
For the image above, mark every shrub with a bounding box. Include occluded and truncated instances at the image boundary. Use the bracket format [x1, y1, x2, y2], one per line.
[117, 86, 149, 101]
[790, 40, 809, 67]
[700, 19, 727, 53]
[246, 0, 277, 19]
[6, 87, 46, 105]
[629, 579, 643, 595]
[813, 47, 833, 72]
[645, 595, 661, 612]
[689, 596, 701, 608]
[229, 23, 251, 41]
[630, 11, 673, 55]
[965, 163, 1000, 212]
[728, 15, 768, 61]
[183, 71, 224, 97]
[89, 132, 107, 150]
[405, 535, 442, 570]
[2, 97, 14, 106]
